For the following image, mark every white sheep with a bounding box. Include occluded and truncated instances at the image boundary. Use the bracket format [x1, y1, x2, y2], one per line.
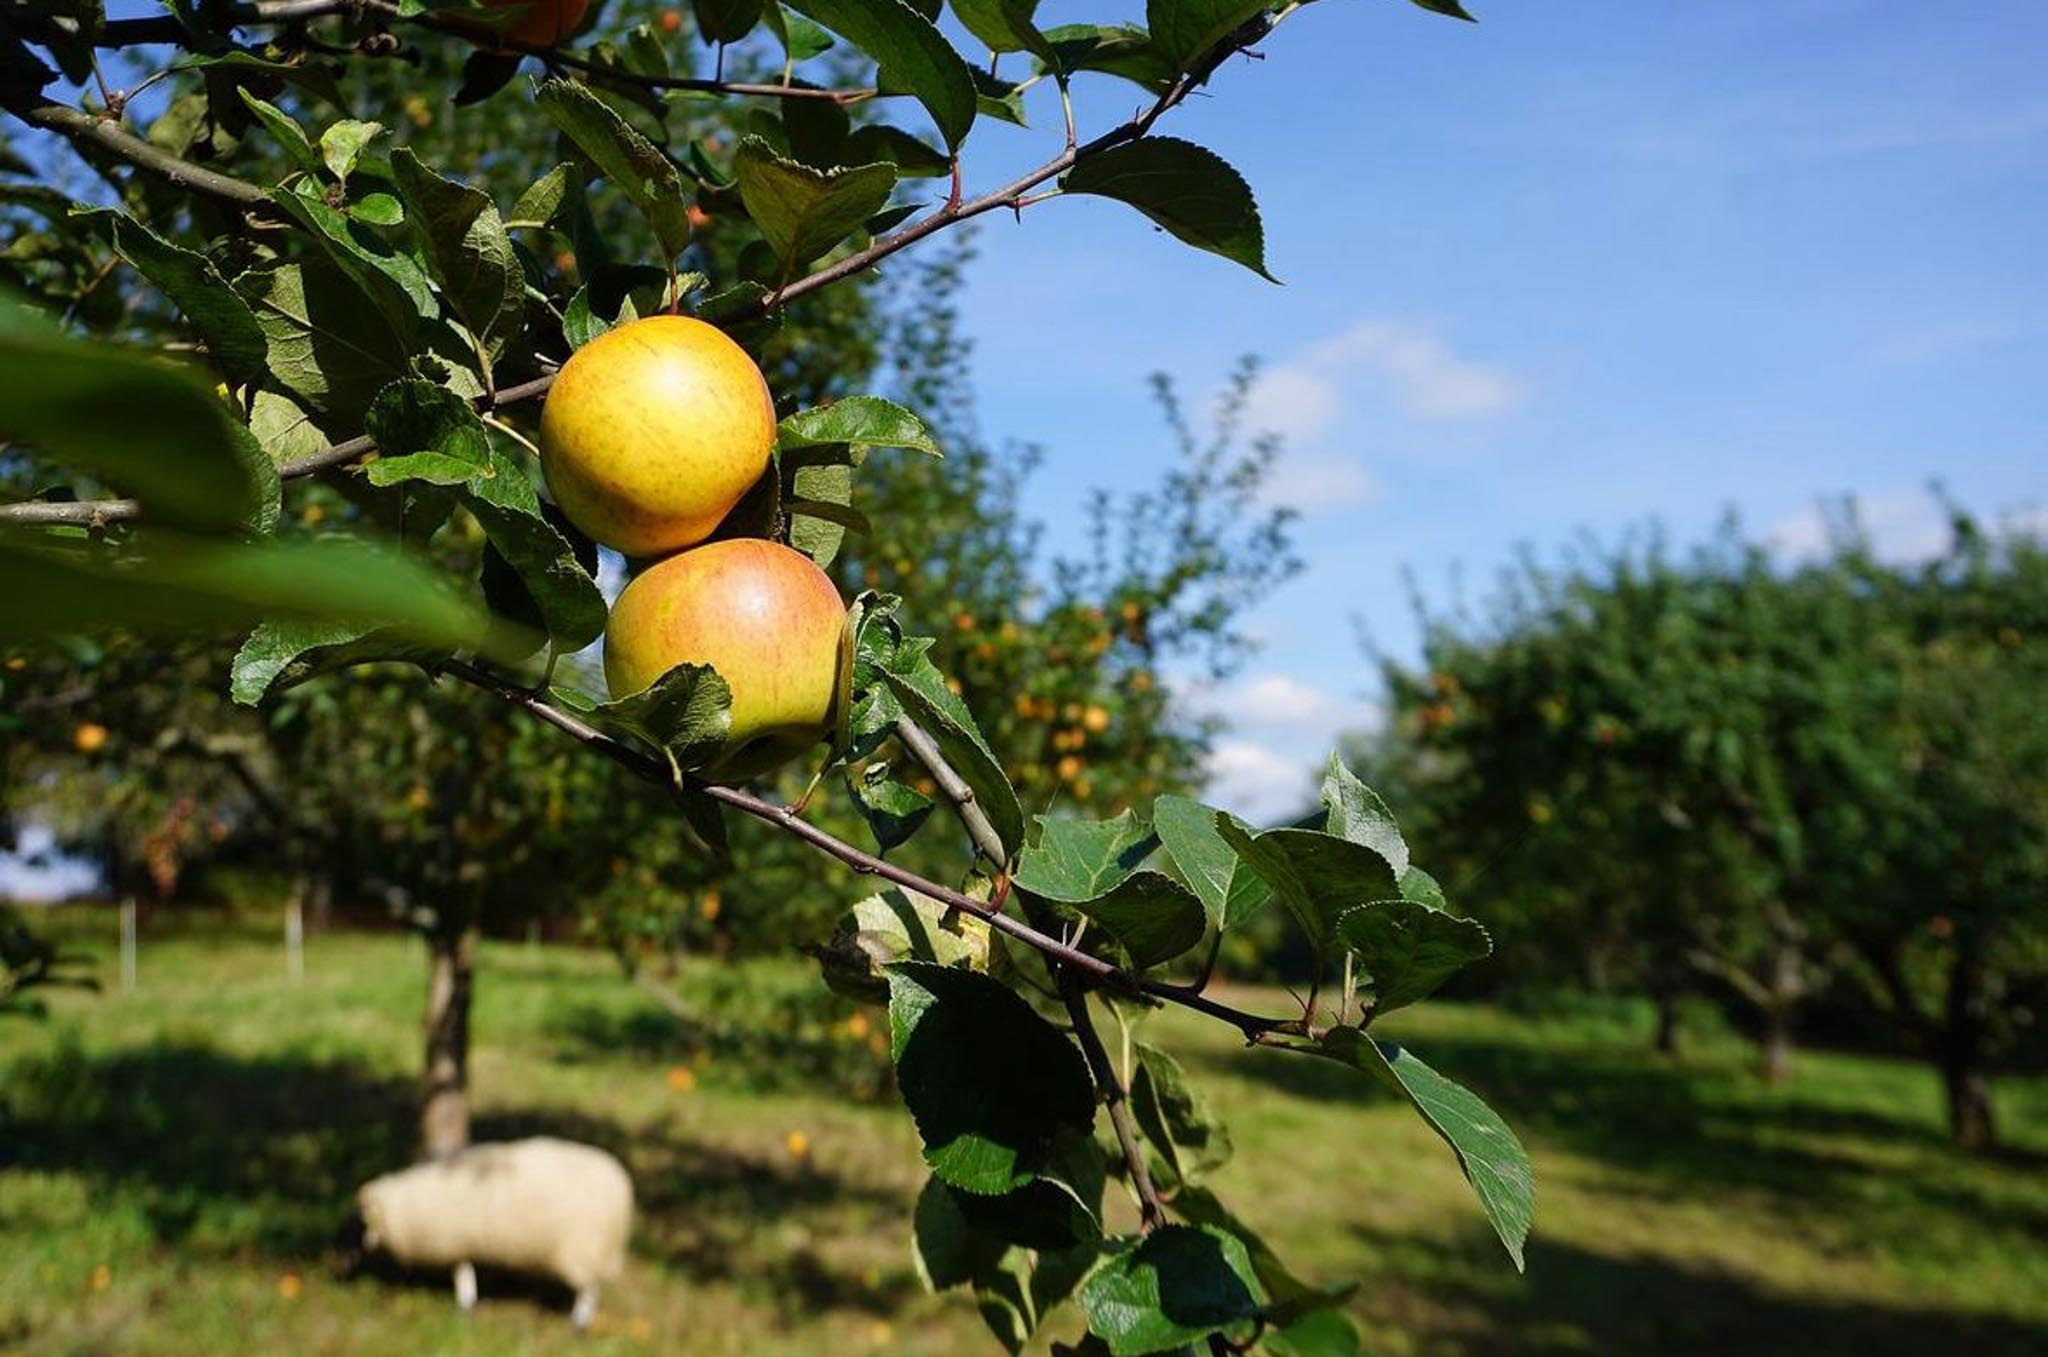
[354, 1136, 633, 1329]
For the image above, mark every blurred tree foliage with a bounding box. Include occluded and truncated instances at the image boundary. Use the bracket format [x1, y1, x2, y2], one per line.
[1374, 507, 2047, 1148]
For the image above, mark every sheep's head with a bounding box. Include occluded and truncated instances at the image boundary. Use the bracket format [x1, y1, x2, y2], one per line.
[333, 1183, 384, 1272]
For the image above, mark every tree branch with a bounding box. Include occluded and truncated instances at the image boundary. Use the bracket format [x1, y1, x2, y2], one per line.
[435, 658, 1287, 1041]
[1, 26, 1269, 525]
[892, 713, 1007, 866]
[1062, 972, 1166, 1233]
[0, 98, 278, 213]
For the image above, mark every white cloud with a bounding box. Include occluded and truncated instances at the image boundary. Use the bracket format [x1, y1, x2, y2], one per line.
[1237, 319, 1526, 515]
[1205, 740, 1313, 825]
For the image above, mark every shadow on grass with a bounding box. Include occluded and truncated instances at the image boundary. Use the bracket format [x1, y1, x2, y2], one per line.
[0, 1039, 914, 1318]
[1356, 1224, 2048, 1357]
[1195, 1029, 2047, 1246]
[549, 999, 893, 1103]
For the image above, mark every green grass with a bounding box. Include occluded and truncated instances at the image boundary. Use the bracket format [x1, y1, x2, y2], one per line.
[2, 909, 2044, 1357]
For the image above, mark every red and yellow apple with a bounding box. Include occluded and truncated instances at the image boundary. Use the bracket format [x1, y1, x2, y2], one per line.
[539, 316, 776, 558]
[486, 0, 590, 47]
[606, 539, 848, 780]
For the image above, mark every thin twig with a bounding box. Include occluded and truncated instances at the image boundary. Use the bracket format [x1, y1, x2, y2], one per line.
[1, 99, 278, 213]
[892, 714, 1006, 865]
[436, 659, 1289, 1041]
[1062, 972, 1167, 1233]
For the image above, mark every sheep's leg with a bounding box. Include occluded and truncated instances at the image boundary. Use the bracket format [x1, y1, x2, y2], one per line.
[570, 1285, 599, 1332]
[453, 1261, 477, 1313]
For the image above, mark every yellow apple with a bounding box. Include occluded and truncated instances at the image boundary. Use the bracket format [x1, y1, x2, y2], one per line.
[606, 539, 847, 780]
[539, 316, 776, 558]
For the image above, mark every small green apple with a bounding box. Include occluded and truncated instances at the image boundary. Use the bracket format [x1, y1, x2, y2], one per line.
[539, 316, 776, 558]
[606, 538, 848, 781]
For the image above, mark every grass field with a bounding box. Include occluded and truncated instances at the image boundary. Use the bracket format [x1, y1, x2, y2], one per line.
[2, 909, 2045, 1357]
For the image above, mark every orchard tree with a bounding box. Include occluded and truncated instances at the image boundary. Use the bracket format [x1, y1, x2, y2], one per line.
[0, 1, 1536, 1352]
[1379, 512, 2047, 1146]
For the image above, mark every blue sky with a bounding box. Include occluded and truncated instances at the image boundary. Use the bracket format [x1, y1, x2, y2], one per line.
[930, 0, 2048, 817]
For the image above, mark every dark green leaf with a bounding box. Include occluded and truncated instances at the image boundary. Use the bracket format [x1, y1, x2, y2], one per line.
[1015, 811, 1155, 899]
[266, 184, 438, 330]
[779, 394, 941, 455]
[1077, 1225, 1263, 1356]
[0, 526, 486, 649]
[763, 0, 836, 59]
[692, 0, 764, 43]
[454, 49, 523, 107]
[1315, 1030, 1532, 1269]
[1061, 136, 1275, 281]
[969, 67, 1030, 126]
[346, 192, 405, 227]
[788, 458, 854, 566]
[1398, 865, 1447, 911]
[843, 123, 950, 177]
[233, 89, 324, 177]
[1214, 822, 1398, 957]
[913, 1174, 1007, 1290]
[848, 765, 934, 853]
[1144, 0, 1266, 74]
[812, 885, 991, 1003]
[950, 1126, 1104, 1248]
[1407, 0, 1477, 21]
[1319, 753, 1408, 873]
[230, 619, 447, 706]
[78, 209, 268, 388]
[1150, 794, 1269, 928]
[562, 263, 673, 349]
[390, 148, 527, 363]
[0, 302, 270, 531]
[1263, 1309, 1367, 1357]
[509, 163, 575, 228]
[887, 961, 1095, 1195]
[1049, 870, 1208, 970]
[571, 662, 734, 770]
[1037, 24, 1174, 92]
[953, 0, 1053, 64]
[190, 51, 349, 112]
[874, 637, 1025, 857]
[535, 78, 693, 263]
[1334, 899, 1490, 1017]
[733, 137, 897, 275]
[1131, 1043, 1231, 1188]
[237, 259, 413, 422]
[980, 1242, 1099, 1355]
[1170, 1185, 1354, 1329]
[784, 0, 978, 150]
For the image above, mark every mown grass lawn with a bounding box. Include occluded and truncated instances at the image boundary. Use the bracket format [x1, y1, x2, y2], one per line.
[2, 908, 2044, 1356]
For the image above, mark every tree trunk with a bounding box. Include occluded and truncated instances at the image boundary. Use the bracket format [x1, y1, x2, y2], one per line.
[1652, 989, 1681, 1056]
[1760, 1006, 1793, 1083]
[1942, 1057, 1996, 1152]
[420, 924, 477, 1159]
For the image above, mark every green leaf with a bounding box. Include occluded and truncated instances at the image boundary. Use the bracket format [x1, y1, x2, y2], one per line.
[569, 662, 735, 771]
[535, 78, 693, 263]
[691, 0, 764, 43]
[763, 0, 836, 60]
[843, 123, 950, 177]
[77, 209, 268, 388]
[874, 637, 1025, 858]
[266, 185, 438, 331]
[1037, 24, 1174, 92]
[1014, 812, 1208, 968]
[1077, 1225, 1263, 1356]
[1398, 864, 1448, 911]
[887, 961, 1095, 1195]
[1319, 753, 1408, 873]
[1334, 898, 1490, 1018]
[1060, 136, 1275, 281]
[733, 137, 897, 276]
[318, 119, 384, 183]
[779, 394, 941, 456]
[364, 380, 605, 649]
[847, 764, 934, 853]
[509, 163, 575, 227]
[562, 263, 673, 349]
[389, 148, 527, 363]
[812, 884, 991, 1003]
[230, 619, 447, 706]
[1144, 0, 1266, 74]
[0, 526, 486, 650]
[969, 67, 1030, 126]
[980, 1241, 1099, 1355]
[1170, 1185, 1354, 1329]
[949, 1126, 1105, 1249]
[1214, 822, 1397, 958]
[788, 458, 855, 567]
[953, 0, 1054, 64]
[913, 1174, 1008, 1290]
[1315, 1030, 1532, 1269]
[1263, 1309, 1367, 1357]
[1407, 0, 1478, 20]
[1014, 810, 1155, 901]
[190, 51, 349, 113]
[234, 89, 323, 178]
[1130, 1043, 1232, 1188]
[236, 259, 413, 422]
[1150, 794, 1269, 928]
[0, 302, 271, 532]
[346, 192, 405, 228]
[783, 0, 978, 151]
